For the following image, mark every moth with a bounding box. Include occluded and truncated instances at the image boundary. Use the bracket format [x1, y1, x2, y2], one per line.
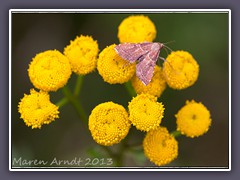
[114, 42, 165, 86]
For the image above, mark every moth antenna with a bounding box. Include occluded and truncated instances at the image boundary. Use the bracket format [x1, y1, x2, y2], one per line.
[163, 44, 174, 53]
[163, 46, 170, 56]
[162, 40, 175, 45]
[156, 57, 162, 66]
[161, 40, 175, 54]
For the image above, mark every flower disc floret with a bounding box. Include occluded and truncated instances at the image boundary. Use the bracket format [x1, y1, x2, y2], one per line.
[89, 102, 131, 146]
[64, 35, 99, 75]
[97, 44, 136, 84]
[163, 50, 199, 90]
[28, 50, 72, 92]
[131, 65, 166, 97]
[18, 89, 59, 129]
[175, 100, 212, 138]
[143, 127, 178, 166]
[128, 93, 164, 132]
[118, 15, 157, 43]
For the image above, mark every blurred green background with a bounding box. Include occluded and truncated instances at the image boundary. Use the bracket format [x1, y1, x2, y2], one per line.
[11, 12, 229, 167]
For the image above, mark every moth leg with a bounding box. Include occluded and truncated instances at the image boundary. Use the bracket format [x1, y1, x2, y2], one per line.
[159, 56, 176, 71]
[159, 56, 166, 62]
[161, 57, 184, 78]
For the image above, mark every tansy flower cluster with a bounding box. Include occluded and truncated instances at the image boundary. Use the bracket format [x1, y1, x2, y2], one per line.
[131, 65, 166, 97]
[89, 102, 131, 146]
[163, 50, 199, 90]
[175, 100, 212, 138]
[18, 89, 59, 129]
[128, 93, 164, 132]
[91, 14, 211, 167]
[18, 35, 99, 129]
[97, 44, 136, 84]
[64, 35, 99, 75]
[118, 15, 157, 43]
[143, 127, 178, 166]
[17, 14, 212, 167]
[28, 50, 72, 92]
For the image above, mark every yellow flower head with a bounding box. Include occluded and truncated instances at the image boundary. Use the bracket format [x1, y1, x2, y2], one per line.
[64, 35, 99, 75]
[18, 89, 59, 129]
[118, 15, 157, 43]
[163, 50, 199, 90]
[175, 100, 212, 138]
[143, 127, 178, 166]
[28, 50, 72, 92]
[97, 44, 136, 84]
[89, 102, 131, 146]
[128, 93, 164, 132]
[131, 65, 166, 98]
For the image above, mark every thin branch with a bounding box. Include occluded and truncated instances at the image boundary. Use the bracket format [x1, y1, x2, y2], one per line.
[124, 81, 136, 97]
[62, 85, 88, 126]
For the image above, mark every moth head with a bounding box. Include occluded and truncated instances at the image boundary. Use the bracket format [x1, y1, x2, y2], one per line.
[151, 42, 163, 52]
[159, 43, 164, 49]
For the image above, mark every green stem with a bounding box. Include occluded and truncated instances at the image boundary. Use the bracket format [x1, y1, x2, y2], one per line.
[124, 81, 136, 97]
[62, 85, 88, 125]
[74, 75, 84, 96]
[125, 142, 142, 150]
[111, 128, 135, 166]
[56, 97, 68, 108]
[171, 130, 182, 138]
[101, 146, 121, 166]
[115, 154, 123, 167]
[102, 146, 115, 158]
[116, 139, 127, 166]
[101, 141, 126, 167]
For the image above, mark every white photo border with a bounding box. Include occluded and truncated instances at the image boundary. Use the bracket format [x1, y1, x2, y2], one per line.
[9, 9, 231, 171]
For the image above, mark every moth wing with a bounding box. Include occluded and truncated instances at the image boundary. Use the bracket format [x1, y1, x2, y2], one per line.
[136, 54, 156, 86]
[114, 43, 152, 63]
